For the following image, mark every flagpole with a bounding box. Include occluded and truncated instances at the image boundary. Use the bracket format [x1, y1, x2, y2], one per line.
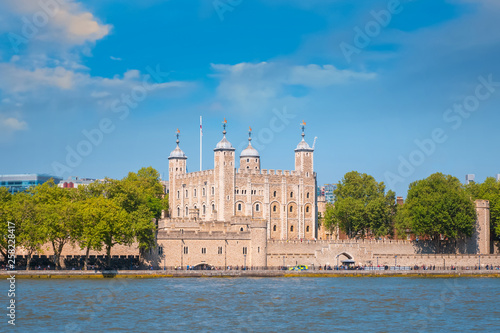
[200, 116, 203, 171]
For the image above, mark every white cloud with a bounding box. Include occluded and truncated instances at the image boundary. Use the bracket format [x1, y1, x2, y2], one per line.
[211, 61, 376, 113]
[110, 56, 122, 61]
[1, 0, 111, 48]
[0, 115, 27, 132]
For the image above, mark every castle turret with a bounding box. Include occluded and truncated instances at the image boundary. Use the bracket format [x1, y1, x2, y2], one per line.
[294, 121, 314, 175]
[214, 118, 236, 221]
[240, 127, 260, 171]
[168, 129, 187, 218]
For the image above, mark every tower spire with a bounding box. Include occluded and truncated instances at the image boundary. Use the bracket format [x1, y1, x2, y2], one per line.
[301, 120, 306, 139]
[176, 128, 180, 145]
[223, 118, 227, 136]
[248, 126, 252, 144]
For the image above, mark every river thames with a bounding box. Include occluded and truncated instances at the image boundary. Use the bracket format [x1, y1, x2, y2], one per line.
[10, 277, 500, 332]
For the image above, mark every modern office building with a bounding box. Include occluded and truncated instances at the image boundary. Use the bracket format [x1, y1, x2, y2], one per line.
[57, 176, 99, 188]
[465, 174, 475, 185]
[0, 174, 62, 194]
[318, 184, 336, 203]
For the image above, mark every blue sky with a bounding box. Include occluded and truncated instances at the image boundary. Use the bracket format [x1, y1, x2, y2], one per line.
[1, 0, 499, 197]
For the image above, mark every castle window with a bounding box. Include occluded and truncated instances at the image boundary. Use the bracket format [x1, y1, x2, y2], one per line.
[256, 204, 260, 212]
[240, 227, 244, 232]
[243, 247, 248, 255]
[290, 192, 293, 198]
[247, 159, 249, 163]
[186, 190, 188, 198]
[201, 248, 207, 254]
[203, 187, 206, 196]
[212, 187, 215, 195]
[273, 205, 277, 212]
[194, 189, 197, 197]
[218, 247, 223, 255]
[177, 191, 180, 199]
[238, 203, 242, 211]
[183, 247, 188, 254]
[212, 204, 215, 212]
[247, 166, 249, 169]
[203, 205, 206, 215]
[290, 226, 294, 232]
[307, 192, 310, 199]
[306, 226, 310, 232]
[290, 206, 293, 213]
[255, 159, 257, 162]
[273, 191, 277, 197]
[273, 225, 277, 232]
[307, 172, 309, 177]
[177, 207, 180, 217]
[306, 206, 310, 213]
[185, 207, 189, 216]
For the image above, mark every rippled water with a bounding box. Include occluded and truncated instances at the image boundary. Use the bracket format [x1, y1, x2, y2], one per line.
[8, 277, 500, 332]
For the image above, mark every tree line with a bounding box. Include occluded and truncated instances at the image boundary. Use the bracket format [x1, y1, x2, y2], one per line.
[0, 167, 168, 270]
[323, 171, 499, 252]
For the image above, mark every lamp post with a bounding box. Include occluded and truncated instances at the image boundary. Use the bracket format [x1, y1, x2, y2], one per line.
[395, 256, 397, 270]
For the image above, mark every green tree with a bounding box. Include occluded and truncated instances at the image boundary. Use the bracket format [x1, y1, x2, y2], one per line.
[0, 188, 13, 261]
[400, 173, 476, 252]
[76, 196, 132, 268]
[324, 171, 396, 238]
[465, 177, 500, 237]
[30, 181, 81, 269]
[11, 192, 47, 270]
[106, 167, 163, 253]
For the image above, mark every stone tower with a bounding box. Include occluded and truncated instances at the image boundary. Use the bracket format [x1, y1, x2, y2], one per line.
[239, 127, 260, 171]
[213, 119, 236, 222]
[294, 121, 314, 175]
[168, 129, 187, 218]
[475, 199, 490, 254]
[250, 219, 268, 267]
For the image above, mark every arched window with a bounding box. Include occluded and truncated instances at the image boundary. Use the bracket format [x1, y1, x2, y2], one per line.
[273, 225, 277, 232]
[306, 192, 310, 199]
[306, 226, 310, 232]
[185, 190, 188, 198]
[203, 205, 206, 215]
[240, 227, 244, 232]
[273, 191, 277, 197]
[185, 207, 188, 216]
[203, 187, 206, 196]
[177, 191, 180, 199]
[238, 203, 242, 211]
[273, 205, 277, 212]
[290, 206, 293, 213]
[247, 159, 249, 163]
[306, 206, 310, 213]
[177, 207, 180, 217]
[290, 192, 293, 198]
[290, 225, 294, 232]
[212, 204, 215, 212]
[194, 189, 197, 197]
[256, 204, 260, 212]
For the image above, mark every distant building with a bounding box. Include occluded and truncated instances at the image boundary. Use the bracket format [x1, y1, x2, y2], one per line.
[0, 174, 62, 194]
[318, 184, 336, 203]
[465, 174, 475, 185]
[58, 176, 99, 189]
